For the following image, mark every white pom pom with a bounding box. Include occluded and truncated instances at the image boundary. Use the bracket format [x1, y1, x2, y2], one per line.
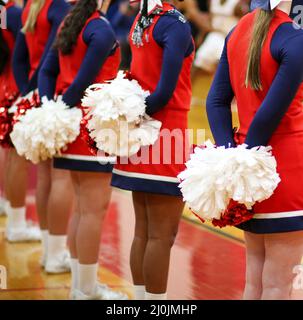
[178, 140, 281, 220]
[83, 72, 161, 157]
[87, 115, 162, 157]
[10, 96, 82, 164]
[82, 71, 149, 123]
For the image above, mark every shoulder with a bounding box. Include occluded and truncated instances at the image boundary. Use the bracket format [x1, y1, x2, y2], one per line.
[86, 15, 114, 33]
[6, 5, 22, 29]
[83, 16, 115, 43]
[272, 22, 303, 59]
[270, 23, 303, 70]
[155, 8, 192, 36]
[274, 22, 303, 41]
[7, 4, 22, 19]
[158, 8, 190, 28]
[48, 0, 70, 17]
[49, 0, 70, 8]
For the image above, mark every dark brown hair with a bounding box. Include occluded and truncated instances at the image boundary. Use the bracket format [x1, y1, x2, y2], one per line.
[54, 0, 97, 55]
[245, 9, 274, 90]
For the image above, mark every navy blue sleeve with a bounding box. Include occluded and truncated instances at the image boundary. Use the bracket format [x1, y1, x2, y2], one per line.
[206, 33, 235, 147]
[12, 32, 30, 94]
[7, 6, 22, 39]
[62, 18, 116, 106]
[25, 0, 70, 94]
[145, 14, 194, 115]
[245, 24, 303, 147]
[38, 47, 60, 100]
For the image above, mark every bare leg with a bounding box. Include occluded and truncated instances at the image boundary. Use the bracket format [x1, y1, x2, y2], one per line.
[72, 171, 112, 264]
[68, 172, 81, 259]
[5, 149, 40, 242]
[243, 231, 265, 300]
[48, 167, 74, 235]
[44, 166, 74, 273]
[68, 171, 125, 299]
[7, 149, 29, 208]
[36, 160, 51, 230]
[262, 231, 303, 300]
[144, 193, 184, 294]
[130, 192, 148, 285]
[0, 148, 10, 214]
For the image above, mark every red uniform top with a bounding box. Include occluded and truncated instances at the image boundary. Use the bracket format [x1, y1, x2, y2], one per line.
[56, 12, 121, 95]
[228, 9, 303, 138]
[129, 2, 193, 112]
[0, 1, 18, 101]
[22, 0, 52, 78]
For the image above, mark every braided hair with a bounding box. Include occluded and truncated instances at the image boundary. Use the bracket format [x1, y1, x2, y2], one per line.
[54, 0, 98, 55]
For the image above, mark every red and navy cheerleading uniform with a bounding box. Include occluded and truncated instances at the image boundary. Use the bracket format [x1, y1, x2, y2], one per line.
[0, 1, 21, 104]
[38, 11, 121, 172]
[206, 9, 303, 233]
[111, 2, 194, 196]
[12, 0, 70, 95]
[0, 1, 21, 148]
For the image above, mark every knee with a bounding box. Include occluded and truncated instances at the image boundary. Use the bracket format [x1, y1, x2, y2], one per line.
[243, 282, 262, 300]
[262, 278, 292, 299]
[148, 231, 178, 248]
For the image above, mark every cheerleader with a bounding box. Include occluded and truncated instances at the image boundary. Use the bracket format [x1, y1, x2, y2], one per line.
[206, 0, 303, 299]
[38, 0, 128, 299]
[9, 0, 73, 274]
[0, 0, 21, 216]
[111, 0, 194, 300]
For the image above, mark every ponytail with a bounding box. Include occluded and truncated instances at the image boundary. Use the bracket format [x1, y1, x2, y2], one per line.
[245, 9, 274, 90]
[54, 0, 98, 55]
[21, 0, 46, 33]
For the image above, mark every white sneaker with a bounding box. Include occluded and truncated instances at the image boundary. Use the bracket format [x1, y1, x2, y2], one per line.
[45, 250, 71, 274]
[6, 226, 41, 242]
[0, 198, 7, 216]
[72, 283, 128, 300]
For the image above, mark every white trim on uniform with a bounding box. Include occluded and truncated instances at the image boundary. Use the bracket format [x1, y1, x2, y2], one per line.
[253, 210, 303, 219]
[57, 154, 116, 163]
[112, 168, 180, 183]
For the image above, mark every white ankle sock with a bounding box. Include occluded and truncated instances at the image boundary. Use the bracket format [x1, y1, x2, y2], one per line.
[134, 285, 145, 300]
[70, 258, 78, 291]
[145, 292, 167, 300]
[7, 206, 27, 229]
[78, 263, 98, 296]
[41, 230, 49, 260]
[47, 235, 67, 261]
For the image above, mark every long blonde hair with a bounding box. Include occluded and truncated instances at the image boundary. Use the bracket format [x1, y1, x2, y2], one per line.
[22, 0, 46, 33]
[245, 9, 274, 90]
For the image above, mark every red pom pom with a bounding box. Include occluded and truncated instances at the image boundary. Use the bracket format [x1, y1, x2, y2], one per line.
[124, 71, 133, 80]
[12, 92, 41, 126]
[211, 200, 254, 228]
[79, 107, 98, 156]
[0, 92, 19, 148]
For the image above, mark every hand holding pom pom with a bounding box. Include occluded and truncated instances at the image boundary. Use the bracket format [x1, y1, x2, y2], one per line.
[82, 71, 162, 157]
[178, 140, 281, 227]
